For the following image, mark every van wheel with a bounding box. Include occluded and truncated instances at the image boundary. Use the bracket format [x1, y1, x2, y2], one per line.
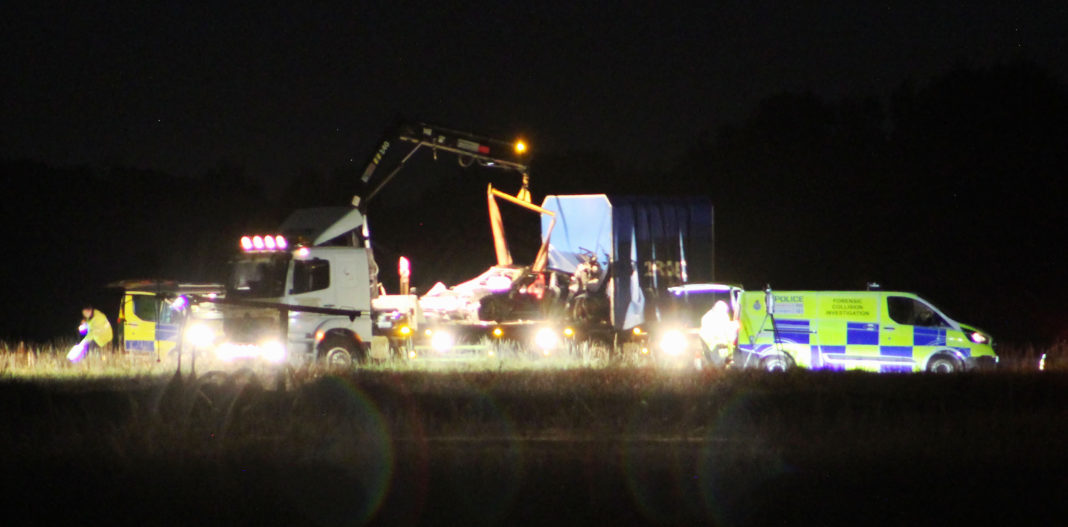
[318, 336, 359, 368]
[927, 355, 960, 373]
[761, 354, 793, 372]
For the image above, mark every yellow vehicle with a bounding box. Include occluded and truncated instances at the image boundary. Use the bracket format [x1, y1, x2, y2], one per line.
[114, 280, 223, 360]
[734, 287, 997, 373]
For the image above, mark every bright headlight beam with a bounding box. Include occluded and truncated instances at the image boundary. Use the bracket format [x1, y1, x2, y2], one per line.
[534, 328, 558, 350]
[431, 330, 454, 351]
[659, 330, 687, 356]
[185, 324, 215, 348]
[261, 340, 286, 363]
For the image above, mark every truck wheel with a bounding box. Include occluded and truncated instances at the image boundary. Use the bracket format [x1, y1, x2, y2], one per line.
[319, 336, 360, 368]
[927, 355, 960, 373]
[761, 354, 793, 372]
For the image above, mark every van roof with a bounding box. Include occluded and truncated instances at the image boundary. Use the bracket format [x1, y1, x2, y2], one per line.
[668, 283, 741, 293]
[772, 290, 918, 296]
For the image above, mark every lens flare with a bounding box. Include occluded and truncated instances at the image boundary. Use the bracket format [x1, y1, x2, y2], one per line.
[534, 328, 558, 350]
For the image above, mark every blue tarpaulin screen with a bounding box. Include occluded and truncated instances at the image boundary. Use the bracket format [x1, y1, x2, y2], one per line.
[541, 195, 714, 330]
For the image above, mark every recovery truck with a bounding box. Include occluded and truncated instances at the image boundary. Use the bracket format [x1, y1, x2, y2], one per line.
[176, 122, 537, 366]
[179, 121, 720, 366]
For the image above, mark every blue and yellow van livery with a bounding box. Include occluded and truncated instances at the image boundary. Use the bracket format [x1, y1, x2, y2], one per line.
[115, 281, 224, 361]
[734, 290, 997, 372]
[120, 290, 182, 360]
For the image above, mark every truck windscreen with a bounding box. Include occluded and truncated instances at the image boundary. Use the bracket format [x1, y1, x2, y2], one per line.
[227, 254, 290, 298]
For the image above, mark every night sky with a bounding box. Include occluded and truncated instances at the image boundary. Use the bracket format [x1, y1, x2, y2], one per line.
[6, 3, 1066, 182]
[3, 2, 1067, 343]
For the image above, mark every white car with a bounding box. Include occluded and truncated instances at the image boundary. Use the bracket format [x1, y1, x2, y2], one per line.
[419, 266, 522, 323]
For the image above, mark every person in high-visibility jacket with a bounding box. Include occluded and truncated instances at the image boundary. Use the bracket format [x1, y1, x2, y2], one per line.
[699, 300, 735, 366]
[79, 305, 113, 353]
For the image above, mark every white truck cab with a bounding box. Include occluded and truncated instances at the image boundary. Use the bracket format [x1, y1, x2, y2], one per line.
[210, 208, 376, 366]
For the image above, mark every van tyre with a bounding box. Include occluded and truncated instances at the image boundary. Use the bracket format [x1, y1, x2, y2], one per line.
[927, 355, 960, 373]
[761, 354, 793, 372]
[318, 336, 360, 368]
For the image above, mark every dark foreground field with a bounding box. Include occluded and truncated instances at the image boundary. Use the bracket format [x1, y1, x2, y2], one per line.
[2, 366, 1068, 525]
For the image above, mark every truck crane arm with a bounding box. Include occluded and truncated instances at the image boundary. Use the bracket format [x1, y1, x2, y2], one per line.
[354, 121, 531, 210]
[487, 184, 555, 271]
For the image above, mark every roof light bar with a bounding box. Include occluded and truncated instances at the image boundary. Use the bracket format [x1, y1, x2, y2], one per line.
[239, 234, 290, 252]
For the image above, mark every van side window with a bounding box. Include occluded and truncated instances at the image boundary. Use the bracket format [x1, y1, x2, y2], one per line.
[132, 296, 158, 322]
[159, 302, 177, 324]
[293, 258, 330, 294]
[887, 296, 947, 327]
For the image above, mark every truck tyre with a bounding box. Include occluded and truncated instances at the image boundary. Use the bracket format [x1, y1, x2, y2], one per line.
[927, 354, 960, 373]
[761, 354, 793, 372]
[318, 336, 360, 368]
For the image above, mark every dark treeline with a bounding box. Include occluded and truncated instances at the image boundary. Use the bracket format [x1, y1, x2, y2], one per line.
[701, 60, 1068, 344]
[1, 162, 277, 340]
[3, 60, 1065, 343]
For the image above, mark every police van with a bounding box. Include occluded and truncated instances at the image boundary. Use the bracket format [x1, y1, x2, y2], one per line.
[734, 288, 997, 373]
[113, 280, 224, 361]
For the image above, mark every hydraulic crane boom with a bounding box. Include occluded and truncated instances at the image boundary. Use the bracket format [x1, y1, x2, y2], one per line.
[354, 121, 531, 210]
[487, 184, 555, 271]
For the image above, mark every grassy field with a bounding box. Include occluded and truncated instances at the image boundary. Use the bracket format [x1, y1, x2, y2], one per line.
[2, 342, 1068, 525]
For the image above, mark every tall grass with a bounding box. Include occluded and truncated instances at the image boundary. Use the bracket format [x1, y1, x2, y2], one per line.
[994, 339, 1068, 371]
[0, 339, 171, 380]
[4, 339, 1068, 524]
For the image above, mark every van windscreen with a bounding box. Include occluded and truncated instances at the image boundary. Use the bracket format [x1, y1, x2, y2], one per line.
[887, 296, 950, 327]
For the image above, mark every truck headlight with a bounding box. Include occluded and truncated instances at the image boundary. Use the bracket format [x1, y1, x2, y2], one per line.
[968, 331, 989, 344]
[185, 324, 216, 348]
[534, 328, 558, 352]
[260, 340, 286, 363]
[430, 330, 454, 352]
[659, 330, 687, 356]
[215, 342, 241, 361]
